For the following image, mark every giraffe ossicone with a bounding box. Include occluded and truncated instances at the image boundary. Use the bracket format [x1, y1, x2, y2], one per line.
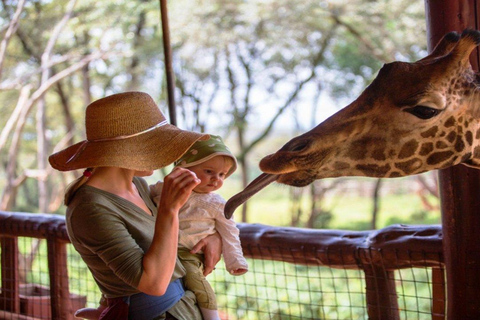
[225, 29, 480, 219]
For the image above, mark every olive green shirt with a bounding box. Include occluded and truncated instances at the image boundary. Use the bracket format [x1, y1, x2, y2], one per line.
[66, 177, 201, 319]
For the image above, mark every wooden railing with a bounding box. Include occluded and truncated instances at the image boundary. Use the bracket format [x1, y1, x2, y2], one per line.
[237, 223, 445, 319]
[0, 211, 445, 319]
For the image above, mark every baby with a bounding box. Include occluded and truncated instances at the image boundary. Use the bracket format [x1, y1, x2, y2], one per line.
[151, 135, 248, 320]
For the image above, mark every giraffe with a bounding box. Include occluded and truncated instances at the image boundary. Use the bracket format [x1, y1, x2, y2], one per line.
[225, 29, 480, 218]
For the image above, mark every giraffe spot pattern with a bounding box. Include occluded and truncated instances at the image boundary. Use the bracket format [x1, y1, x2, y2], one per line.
[465, 131, 473, 146]
[355, 163, 391, 176]
[372, 148, 387, 161]
[395, 158, 423, 174]
[333, 161, 350, 170]
[435, 141, 448, 149]
[473, 146, 480, 158]
[444, 116, 456, 128]
[421, 127, 438, 138]
[348, 140, 368, 160]
[446, 131, 457, 143]
[389, 171, 402, 178]
[455, 136, 465, 152]
[456, 125, 464, 135]
[419, 143, 434, 156]
[398, 140, 418, 159]
[461, 152, 472, 162]
[427, 151, 454, 165]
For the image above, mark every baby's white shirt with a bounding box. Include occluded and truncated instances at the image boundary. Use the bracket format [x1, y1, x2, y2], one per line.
[150, 181, 248, 275]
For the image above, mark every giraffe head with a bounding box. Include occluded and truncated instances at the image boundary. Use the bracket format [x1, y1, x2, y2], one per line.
[225, 29, 480, 218]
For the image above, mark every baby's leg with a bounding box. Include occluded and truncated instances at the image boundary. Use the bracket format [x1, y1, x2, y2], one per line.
[178, 249, 219, 320]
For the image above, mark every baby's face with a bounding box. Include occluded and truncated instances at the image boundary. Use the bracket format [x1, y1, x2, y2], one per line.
[188, 156, 232, 193]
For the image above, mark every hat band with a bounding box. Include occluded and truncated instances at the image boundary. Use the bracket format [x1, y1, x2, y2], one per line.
[65, 120, 169, 164]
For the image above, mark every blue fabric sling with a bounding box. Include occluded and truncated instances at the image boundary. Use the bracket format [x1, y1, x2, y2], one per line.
[127, 278, 185, 320]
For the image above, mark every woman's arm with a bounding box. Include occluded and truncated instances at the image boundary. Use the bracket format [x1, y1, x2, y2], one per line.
[138, 167, 200, 295]
[190, 232, 222, 276]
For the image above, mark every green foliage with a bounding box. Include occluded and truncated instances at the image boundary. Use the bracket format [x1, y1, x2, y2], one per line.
[1, 0, 428, 221]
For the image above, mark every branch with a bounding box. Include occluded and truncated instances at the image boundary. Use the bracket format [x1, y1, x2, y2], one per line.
[42, 0, 77, 64]
[0, 0, 26, 80]
[329, 11, 393, 63]
[0, 84, 31, 151]
[0, 53, 82, 91]
[30, 51, 110, 103]
[239, 28, 338, 159]
[0, 50, 111, 154]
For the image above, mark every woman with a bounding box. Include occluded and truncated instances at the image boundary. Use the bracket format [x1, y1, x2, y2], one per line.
[49, 92, 222, 320]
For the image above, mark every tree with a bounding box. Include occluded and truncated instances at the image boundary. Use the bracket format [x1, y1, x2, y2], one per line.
[0, 0, 428, 228]
[169, 0, 426, 222]
[0, 0, 163, 213]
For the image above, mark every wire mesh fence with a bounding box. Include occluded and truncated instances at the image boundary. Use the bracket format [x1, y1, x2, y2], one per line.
[0, 212, 445, 320]
[210, 259, 368, 319]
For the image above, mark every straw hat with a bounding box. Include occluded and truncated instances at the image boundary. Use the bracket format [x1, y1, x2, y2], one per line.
[49, 92, 209, 171]
[174, 135, 237, 178]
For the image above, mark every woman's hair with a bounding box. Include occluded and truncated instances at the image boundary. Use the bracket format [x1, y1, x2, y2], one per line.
[64, 168, 95, 205]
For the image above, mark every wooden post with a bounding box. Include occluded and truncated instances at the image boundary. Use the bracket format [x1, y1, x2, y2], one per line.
[0, 237, 20, 313]
[159, 0, 177, 126]
[363, 267, 400, 320]
[47, 238, 73, 320]
[431, 267, 446, 320]
[359, 249, 400, 320]
[425, 1, 480, 318]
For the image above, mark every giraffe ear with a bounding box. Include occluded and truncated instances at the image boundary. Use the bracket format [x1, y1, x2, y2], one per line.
[419, 31, 460, 62]
[450, 29, 480, 64]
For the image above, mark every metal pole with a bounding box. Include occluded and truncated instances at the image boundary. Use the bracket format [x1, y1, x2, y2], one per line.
[159, 0, 177, 126]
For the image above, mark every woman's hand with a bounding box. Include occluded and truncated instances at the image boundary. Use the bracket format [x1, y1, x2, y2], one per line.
[191, 232, 222, 276]
[158, 167, 200, 215]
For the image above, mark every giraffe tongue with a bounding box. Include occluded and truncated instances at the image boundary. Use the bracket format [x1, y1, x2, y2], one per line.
[224, 173, 279, 219]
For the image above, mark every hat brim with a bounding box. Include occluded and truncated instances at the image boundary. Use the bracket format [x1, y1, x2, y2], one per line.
[49, 124, 209, 171]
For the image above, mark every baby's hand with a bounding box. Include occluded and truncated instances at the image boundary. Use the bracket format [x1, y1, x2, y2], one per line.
[230, 268, 248, 276]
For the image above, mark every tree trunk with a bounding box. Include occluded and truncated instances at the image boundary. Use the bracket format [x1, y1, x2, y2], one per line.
[290, 187, 303, 227]
[371, 178, 382, 230]
[239, 156, 248, 222]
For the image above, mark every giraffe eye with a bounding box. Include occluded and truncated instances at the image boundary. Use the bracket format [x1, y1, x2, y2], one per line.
[405, 105, 441, 119]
